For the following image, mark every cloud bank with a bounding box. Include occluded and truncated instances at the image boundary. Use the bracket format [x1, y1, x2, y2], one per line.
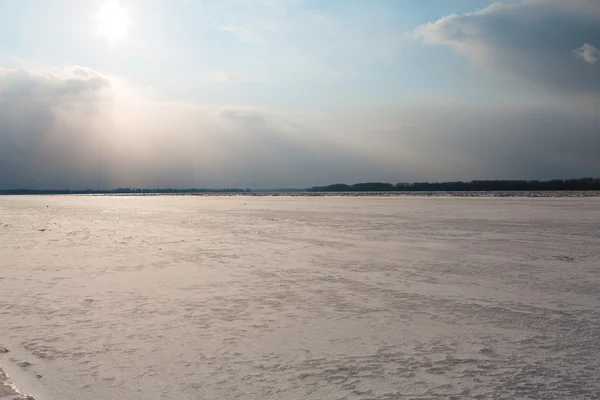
[414, 0, 600, 97]
[0, 66, 397, 189]
[0, 66, 115, 189]
[1, 62, 598, 190]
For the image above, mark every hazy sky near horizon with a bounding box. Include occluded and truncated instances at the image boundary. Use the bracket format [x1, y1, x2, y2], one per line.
[0, 0, 598, 189]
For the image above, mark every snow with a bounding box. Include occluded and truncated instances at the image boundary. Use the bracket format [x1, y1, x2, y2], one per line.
[1, 194, 599, 399]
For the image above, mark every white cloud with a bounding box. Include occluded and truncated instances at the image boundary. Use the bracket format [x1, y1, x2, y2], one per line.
[574, 43, 599, 64]
[210, 71, 245, 83]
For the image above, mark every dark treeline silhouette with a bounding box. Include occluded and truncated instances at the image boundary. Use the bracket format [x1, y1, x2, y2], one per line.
[2, 178, 600, 195]
[310, 178, 600, 192]
[0, 188, 250, 195]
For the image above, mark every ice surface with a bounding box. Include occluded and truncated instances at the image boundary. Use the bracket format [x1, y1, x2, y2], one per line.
[1, 367, 36, 400]
[0, 195, 599, 399]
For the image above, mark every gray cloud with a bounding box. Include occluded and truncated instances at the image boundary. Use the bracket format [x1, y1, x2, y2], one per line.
[0, 66, 114, 189]
[1, 66, 598, 190]
[367, 103, 600, 181]
[415, 0, 600, 97]
[0, 66, 391, 189]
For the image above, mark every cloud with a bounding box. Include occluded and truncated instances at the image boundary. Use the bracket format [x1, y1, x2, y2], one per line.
[0, 66, 387, 189]
[0, 66, 120, 189]
[1, 65, 598, 190]
[0, 66, 111, 99]
[414, 0, 600, 97]
[359, 102, 600, 181]
[209, 71, 245, 83]
[575, 43, 600, 64]
[218, 26, 263, 43]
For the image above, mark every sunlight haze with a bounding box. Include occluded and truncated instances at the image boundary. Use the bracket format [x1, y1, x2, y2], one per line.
[1, 3, 599, 399]
[93, 0, 131, 45]
[0, 0, 598, 189]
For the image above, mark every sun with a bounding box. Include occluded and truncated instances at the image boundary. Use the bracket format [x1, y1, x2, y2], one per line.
[93, 0, 131, 44]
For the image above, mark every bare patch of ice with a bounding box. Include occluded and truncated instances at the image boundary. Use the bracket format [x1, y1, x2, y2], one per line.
[0, 368, 36, 400]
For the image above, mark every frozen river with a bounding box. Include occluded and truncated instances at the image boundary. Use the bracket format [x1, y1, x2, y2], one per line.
[1, 195, 599, 399]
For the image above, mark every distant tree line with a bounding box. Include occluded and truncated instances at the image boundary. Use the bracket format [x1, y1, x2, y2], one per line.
[310, 178, 600, 192]
[2, 178, 599, 195]
[0, 188, 250, 195]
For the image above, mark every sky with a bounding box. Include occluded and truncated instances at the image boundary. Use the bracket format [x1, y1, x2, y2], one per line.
[0, 0, 598, 189]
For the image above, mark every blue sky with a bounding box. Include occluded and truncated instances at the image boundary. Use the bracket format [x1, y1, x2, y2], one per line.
[0, 0, 598, 188]
[0, 0, 521, 106]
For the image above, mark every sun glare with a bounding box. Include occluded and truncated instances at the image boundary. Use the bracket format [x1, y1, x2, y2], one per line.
[94, 0, 131, 44]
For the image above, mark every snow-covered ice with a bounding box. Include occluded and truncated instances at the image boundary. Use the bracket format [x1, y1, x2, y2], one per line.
[1, 195, 599, 399]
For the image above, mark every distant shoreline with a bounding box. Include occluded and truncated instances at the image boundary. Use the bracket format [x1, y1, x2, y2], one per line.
[1, 191, 599, 198]
[1, 178, 599, 195]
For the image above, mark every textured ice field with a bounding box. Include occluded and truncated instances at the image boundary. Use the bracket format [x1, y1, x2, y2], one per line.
[1, 195, 599, 400]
